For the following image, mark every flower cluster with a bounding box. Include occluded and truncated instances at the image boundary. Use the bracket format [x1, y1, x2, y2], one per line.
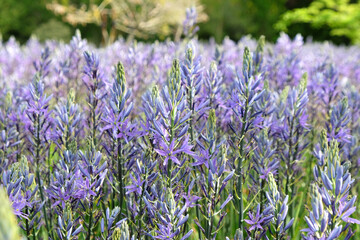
[0, 30, 360, 240]
[303, 131, 359, 239]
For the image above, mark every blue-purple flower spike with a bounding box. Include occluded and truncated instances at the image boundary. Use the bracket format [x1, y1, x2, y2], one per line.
[1, 31, 360, 240]
[303, 131, 360, 239]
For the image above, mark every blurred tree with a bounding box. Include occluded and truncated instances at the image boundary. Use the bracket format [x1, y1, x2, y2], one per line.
[276, 0, 360, 44]
[0, 0, 54, 42]
[47, 0, 207, 44]
[33, 19, 72, 42]
[198, 0, 287, 43]
[0, 0, 356, 45]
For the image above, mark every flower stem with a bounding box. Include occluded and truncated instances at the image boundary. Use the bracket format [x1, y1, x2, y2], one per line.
[34, 113, 52, 239]
[236, 90, 249, 236]
[86, 197, 94, 240]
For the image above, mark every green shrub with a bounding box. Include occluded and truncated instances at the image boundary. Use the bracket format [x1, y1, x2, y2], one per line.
[276, 0, 360, 44]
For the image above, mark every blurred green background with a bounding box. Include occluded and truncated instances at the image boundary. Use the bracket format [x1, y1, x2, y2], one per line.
[0, 0, 359, 45]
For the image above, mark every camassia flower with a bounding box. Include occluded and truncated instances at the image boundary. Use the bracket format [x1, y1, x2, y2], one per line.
[183, 7, 199, 38]
[155, 135, 195, 166]
[303, 133, 359, 239]
[154, 224, 177, 240]
[125, 173, 145, 195]
[244, 204, 273, 232]
[2, 156, 41, 238]
[265, 173, 293, 239]
[326, 97, 351, 146]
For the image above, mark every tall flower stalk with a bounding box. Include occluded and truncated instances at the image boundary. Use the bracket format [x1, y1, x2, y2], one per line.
[253, 129, 279, 212]
[303, 130, 360, 239]
[0, 91, 20, 167]
[151, 59, 194, 181]
[229, 47, 264, 236]
[194, 110, 233, 240]
[271, 73, 309, 235]
[26, 47, 54, 238]
[53, 88, 82, 153]
[2, 156, 40, 239]
[181, 43, 205, 145]
[326, 97, 351, 147]
[78, 144, 108, 240]
[181, 43, 206, 238]
[102, 62, 135, 217]
[265, 173, 293, 239]
[83, 52, 106, 148]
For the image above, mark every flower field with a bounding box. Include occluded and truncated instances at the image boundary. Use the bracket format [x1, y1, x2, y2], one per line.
[1, 31, 360, 239]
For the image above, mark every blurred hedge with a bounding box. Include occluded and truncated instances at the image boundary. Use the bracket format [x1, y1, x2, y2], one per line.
[0, 0, 358, 45]
[198, 0, 287, 42]
[0, 0, 54, 42]
[276, 0, 360, 45]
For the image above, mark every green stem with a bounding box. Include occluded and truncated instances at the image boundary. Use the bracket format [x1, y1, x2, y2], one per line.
[118, 142, 124, 217]
[90, 77, 99, 147]
[167, 113, 175, 181]
[137, 180, 147, 239]
[260, 178, 264, 211]
[195, 204, 201, 239]
[86, 197, 94, 240]
[167, 160, 172, 182]
[34, 114, 52, 239]
[237, 155, 244, 235]
[237, 93, 248, 236]
[285, 113, 298, 237]
[91, 98, 97, 146]
[25, 206, 30, 238]
[111, 139, 116, 210]
[285, 116, 294, 196]
[16, 123, 20, 161]
[208, 181, 218, 240]
[187, 87, 202, 240]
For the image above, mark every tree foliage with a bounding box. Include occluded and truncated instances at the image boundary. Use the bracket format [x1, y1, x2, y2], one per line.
[276, 0, 360, 44]
[199, 0, 286, 42]
[47, 0, 207, 44]
[0, 0, 53, 42]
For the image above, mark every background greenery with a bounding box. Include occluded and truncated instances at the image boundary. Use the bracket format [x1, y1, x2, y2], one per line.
[0, 0, 359, 45]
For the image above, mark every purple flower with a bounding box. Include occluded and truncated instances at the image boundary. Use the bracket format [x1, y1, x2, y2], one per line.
[327, 97, 351, 146]
[192, 148, 211, 167]
[155, 136, 195, 166]
[10, 193, 27, 218]
[303, 138, 359, 239]
[253, 129, 279, 180]
[337, 198, 360, 224]
[183, 7, 199, 38]
[52, 90, 82, 151]
[2, 30, 360, 240]
[125, 173, 145, 195]
[75, 177, 97, 199]
[244, 204, 272, 231]
[183, 189, 201, 209]
[155, 224, 177, 240]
